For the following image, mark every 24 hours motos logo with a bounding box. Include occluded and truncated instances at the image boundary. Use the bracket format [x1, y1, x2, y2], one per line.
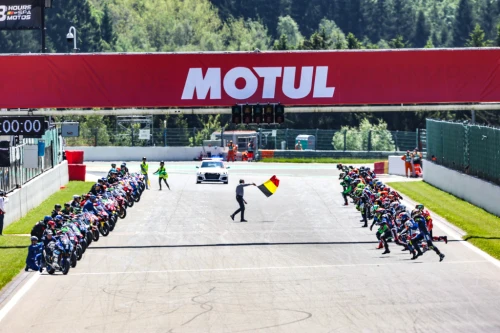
[0, 5, 32, 22]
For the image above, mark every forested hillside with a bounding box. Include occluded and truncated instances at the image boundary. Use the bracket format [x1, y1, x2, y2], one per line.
[1, 0, 500, 129]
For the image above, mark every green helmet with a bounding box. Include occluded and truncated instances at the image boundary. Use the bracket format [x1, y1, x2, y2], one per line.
[356, 183, 365, 189]
[344, 176, 351, 182]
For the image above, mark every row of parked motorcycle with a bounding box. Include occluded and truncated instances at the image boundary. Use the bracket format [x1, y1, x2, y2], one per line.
[29, 174, 146, 275]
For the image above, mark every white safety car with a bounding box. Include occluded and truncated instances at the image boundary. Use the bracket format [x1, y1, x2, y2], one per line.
[196, 159, 230, 184]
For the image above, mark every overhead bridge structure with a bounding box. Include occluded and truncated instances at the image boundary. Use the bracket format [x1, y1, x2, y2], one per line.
[1, 48, 500, 113]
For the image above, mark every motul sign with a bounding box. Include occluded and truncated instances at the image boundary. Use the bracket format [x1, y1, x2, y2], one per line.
[181, 66, 335, 100]
[1, 49, 500, 108]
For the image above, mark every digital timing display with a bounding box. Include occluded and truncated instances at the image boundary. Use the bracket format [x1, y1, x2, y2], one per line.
[0, 116, 45, 137]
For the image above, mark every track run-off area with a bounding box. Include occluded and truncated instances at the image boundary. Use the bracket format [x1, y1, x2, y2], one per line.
[0, 162, 499, 333]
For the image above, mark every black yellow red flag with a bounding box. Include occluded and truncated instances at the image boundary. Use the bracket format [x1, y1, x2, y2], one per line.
[258, 175, 280, 197]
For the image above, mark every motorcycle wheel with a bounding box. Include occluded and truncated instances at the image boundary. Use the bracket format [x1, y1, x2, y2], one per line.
[62, 259, 70, 275]
[48, 267, 55, 275]
[119, 207, 127, 219]
[76, 245, 83, 260]
[86, 232, 93, 245]
[71, 252, 77, 268]
[127, 199, 134, 208]
[109, 219, 115, 232]
[93, 229, 100, 242]
[81, 240, 87, 253]
[100, 223, 110, 237]
[134, 194, 140, 203]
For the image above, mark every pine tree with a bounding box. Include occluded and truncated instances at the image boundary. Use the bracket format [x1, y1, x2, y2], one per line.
[497, 24, 500, 46]
[347, 0, 363, 37]
[273, 34, 289, 50]
[389, 35, 408, 49]
[453, 0, 475, 47]
[480, 0, 496, 40]
[391, 0, 416, 41]
[0, 31, 39, 53]
[465, 23, 491, 47]
[100, 4, 117, 51]
[45, 0, 103, 53]
[299, 29, 330, 50]
[424, 38, 434, 48]
[413, 10, 430, 48]
[346, 32, 362, 49]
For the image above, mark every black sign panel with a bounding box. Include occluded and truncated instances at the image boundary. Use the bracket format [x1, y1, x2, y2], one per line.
[0, 0, 42, 30]
[0, 116, 45, 137]
[0, 141, 10, 167]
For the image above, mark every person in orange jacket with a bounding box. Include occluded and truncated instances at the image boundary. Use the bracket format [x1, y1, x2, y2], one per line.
[401, 150, 413, 177]
[227, 140, 236, 162]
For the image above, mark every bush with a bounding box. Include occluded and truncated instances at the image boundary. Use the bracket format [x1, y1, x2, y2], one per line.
[332, 119, 395, 151]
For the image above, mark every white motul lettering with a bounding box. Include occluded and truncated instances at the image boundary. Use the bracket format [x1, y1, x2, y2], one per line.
[181, 68, 221, 100]
[254, 67, 282, 99]
[313, 66, 335, 98]
[282, 67, 313, 99]
[223, 67, 258, 100]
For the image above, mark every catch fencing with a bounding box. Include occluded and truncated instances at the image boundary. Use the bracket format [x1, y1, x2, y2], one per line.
[426, 119, 500, 185]
[0, 128, 62, 193]
[65, 128, 423, 152]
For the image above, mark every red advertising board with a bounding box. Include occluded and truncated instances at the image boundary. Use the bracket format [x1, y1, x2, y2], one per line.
[1, 49, 500, 108]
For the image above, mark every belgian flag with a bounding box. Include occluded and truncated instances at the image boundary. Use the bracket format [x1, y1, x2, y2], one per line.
[258, 175, 280, 197]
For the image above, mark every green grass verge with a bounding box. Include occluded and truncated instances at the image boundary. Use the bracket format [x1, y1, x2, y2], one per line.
[0, 235, 30, 291]
[260, 157, 386, 164]
[389, 181, 500, 260]
[4, 181, 94, 235]
[0, 181, 93, 291]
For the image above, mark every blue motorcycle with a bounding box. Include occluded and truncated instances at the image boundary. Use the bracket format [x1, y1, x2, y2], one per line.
[43, 235, 72, 275]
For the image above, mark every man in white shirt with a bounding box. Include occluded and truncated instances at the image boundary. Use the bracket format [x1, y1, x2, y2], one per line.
[0, 191, 7, 235]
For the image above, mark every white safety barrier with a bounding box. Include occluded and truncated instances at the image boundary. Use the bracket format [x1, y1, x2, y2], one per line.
[424, 161, 500, 217]
[388, 155, 406, 176]
[4, 161, 69, 228]
[66, 146, 224, 161]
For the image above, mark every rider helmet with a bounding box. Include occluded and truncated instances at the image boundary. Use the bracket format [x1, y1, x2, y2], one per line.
[55, 215, 63, 221]
[73, 194, 80, 200]
[111, 163, 116, 168]
[48, 221, 56, 228]
[404, 220, 413, 228]
[399, 212, 410, 222]
[416, 204, 424, 211]
[46, 230, 53, 236]
[31, 236, 38, 242]
[44, 215, 52, 223]
[54, 204, 61, 210]
[90, 195, 97, 201]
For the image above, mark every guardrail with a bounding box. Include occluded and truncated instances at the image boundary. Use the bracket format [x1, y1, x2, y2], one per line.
[0, 128, 62, 193]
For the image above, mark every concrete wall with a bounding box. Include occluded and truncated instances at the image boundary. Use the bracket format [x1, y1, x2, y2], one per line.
[4, 161, 69, 228]
[67, 146, 225, 162]
[67, 146, 404, 161]
[268, 150, 400, 159]
[424, 161, 500, 217]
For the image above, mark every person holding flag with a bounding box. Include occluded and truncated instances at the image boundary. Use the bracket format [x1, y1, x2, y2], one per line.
[153, 161, 170, 191]
[230, 179, 256, 222]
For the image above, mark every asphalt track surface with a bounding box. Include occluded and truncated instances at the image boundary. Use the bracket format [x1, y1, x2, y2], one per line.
[1, 162, 499, 333]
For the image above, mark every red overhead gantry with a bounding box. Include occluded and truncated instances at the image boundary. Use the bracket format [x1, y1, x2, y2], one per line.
[0, 49, 500, 109]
